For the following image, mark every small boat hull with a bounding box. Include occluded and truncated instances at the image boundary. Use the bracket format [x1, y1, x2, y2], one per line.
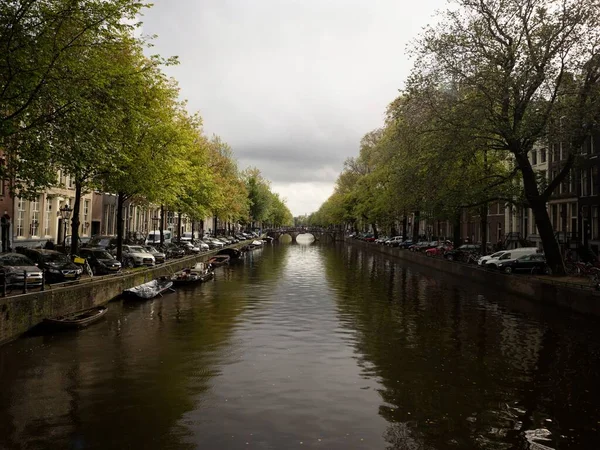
[207, 255, 230, 267]
[123, 279, 174, 300]
[44, 306, 108, 329]
[217, 248, 244, 259]
[171, 264, 214, 286]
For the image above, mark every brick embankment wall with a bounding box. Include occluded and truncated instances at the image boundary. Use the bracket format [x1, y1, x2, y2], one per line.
[0, 252, 218, 345]
[348, 239, 600, 318]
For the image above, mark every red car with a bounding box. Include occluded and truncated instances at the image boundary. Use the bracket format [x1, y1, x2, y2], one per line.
[425, 244, 453, 257]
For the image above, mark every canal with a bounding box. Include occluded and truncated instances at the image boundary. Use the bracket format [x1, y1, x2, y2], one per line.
[0, 239, 599, 449]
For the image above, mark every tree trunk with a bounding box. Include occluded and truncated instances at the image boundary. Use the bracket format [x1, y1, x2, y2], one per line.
[453, 209, 461, 248]
[516, 153, 565, 275]
[159, 205, 165, 244]
[191, 220, 195, 241]
[480, 204, 488, 255]
[199, 219, 204, 237]
[70, 179, 83, 255]
[116, 192, 125, 261]
[371, 223, 378, 239]
[402, 215, 407, 240]
[412, 211, 420, 242]
[177, 211, 182, 242]
[531, 198, 564, 274]
[213, 216, 218, 236]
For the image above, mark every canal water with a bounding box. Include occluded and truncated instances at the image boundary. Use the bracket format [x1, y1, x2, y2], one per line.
[1, 239, 599, 450]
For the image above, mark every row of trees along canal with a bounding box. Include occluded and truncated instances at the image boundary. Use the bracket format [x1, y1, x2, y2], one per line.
[309, 0, 600, 275]
[0, 0, 292, 261]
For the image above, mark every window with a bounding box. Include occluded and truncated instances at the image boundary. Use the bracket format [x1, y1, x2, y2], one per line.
[569, 170, 574, 193]
[593, 206, 599, 240]
[552, 204, 558, 231]
[44, 199, 52, 236]
[582, 169, 590, 197]
[30, 197, 40, 236]
[560, 142, 564, 160]
[532, 150, 538, 165]
[541, 148, 547, 163]
[16, 198, 25, 237]
[583, 137, 591, 154]
[592, 166, 598, 197]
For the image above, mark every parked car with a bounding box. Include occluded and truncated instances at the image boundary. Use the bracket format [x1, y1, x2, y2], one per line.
[144, 245, 166, 264]
[205, 238, 224, 249]
[0, 253, 44, 289]
[79, 248, 122, 275]
[479, 247, 539, 267]
[478, 250, 508, 266]
[160, 243, 186, 259]
[425, 243, 453, 257]
[409, 241, 431, 252]
[195, 240, 210, 251]
[492, 253, 548, 274]
[385, 236, 404, 247]
[17, 249, 82, 283]
[398, 240, 414, 249]
[363, 234, 376, 242]
[86, 235, 118, 252]
[122, 245, 155, 267]
[444, 244, 481, 261]
[485, 248, 541, 270]
[178, 241, 200, 254]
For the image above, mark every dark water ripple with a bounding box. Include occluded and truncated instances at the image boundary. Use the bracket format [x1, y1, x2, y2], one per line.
[0, 241, 599, 449]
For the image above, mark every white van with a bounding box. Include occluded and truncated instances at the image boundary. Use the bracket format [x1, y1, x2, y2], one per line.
[479, 247, 539, 266]
[485, 247, 540, 269]
[145, 230, 172, 245]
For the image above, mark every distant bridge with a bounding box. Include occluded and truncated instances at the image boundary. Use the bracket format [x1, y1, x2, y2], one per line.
[266, 227, 344, 244]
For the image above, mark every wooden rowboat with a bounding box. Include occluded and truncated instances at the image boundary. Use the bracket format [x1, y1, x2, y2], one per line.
[44, 306, 108, 329]
[207, 255, 230, 267]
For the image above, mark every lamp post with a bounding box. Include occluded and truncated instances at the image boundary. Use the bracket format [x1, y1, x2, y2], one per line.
[59, 204, 73, 251]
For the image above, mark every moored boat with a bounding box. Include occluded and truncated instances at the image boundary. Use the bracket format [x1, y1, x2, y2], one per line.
[217, 248, 244, 260]
[171, 263, 214, 286]
[207, 255, 230, 267]
[44, 305, 108, 329]
[251, 240, 263, 247]
[123, 278, 174, 300]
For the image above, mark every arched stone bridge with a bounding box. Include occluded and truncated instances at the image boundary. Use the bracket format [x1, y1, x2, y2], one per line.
[266, 228, 343, 244]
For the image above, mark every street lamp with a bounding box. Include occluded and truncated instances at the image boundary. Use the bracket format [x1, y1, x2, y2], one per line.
[151, 215, 159, 234]
[59, 204, 73, 249]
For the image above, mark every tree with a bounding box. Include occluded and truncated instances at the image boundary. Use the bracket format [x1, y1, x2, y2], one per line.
[0, 0, 148, 192]
[410, 0, 600, 273]
[243, 168, 272, 229]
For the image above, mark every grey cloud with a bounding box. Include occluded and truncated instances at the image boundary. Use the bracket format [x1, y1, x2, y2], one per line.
[141, 0, 445, 214]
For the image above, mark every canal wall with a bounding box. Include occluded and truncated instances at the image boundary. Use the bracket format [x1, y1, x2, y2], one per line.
[0, 253, 217, 345]
[349, 239, 600, 318]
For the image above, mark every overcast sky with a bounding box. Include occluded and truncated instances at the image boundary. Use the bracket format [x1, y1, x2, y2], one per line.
[141, 0, 445, 216]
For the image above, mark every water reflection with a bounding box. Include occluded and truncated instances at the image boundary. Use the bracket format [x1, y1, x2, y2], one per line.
[323, 243, 600, 449]
[0, 243, 598, 449]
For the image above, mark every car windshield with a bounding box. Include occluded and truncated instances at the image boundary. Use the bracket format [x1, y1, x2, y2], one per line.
[490, 251, 505, 258]
[0, 254, 35, 266]
[90, 237, 112, 247]
[128, 246, 146, 253]
[93, 251, 113, 259]
[41, 253, 70, 263]
[518, 255, 531, 260]
[499, 253, 511, 260]
[144, 247, 157, 253]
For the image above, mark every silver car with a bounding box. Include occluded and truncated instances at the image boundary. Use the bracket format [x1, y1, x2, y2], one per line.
[0, 253, 44, 288]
